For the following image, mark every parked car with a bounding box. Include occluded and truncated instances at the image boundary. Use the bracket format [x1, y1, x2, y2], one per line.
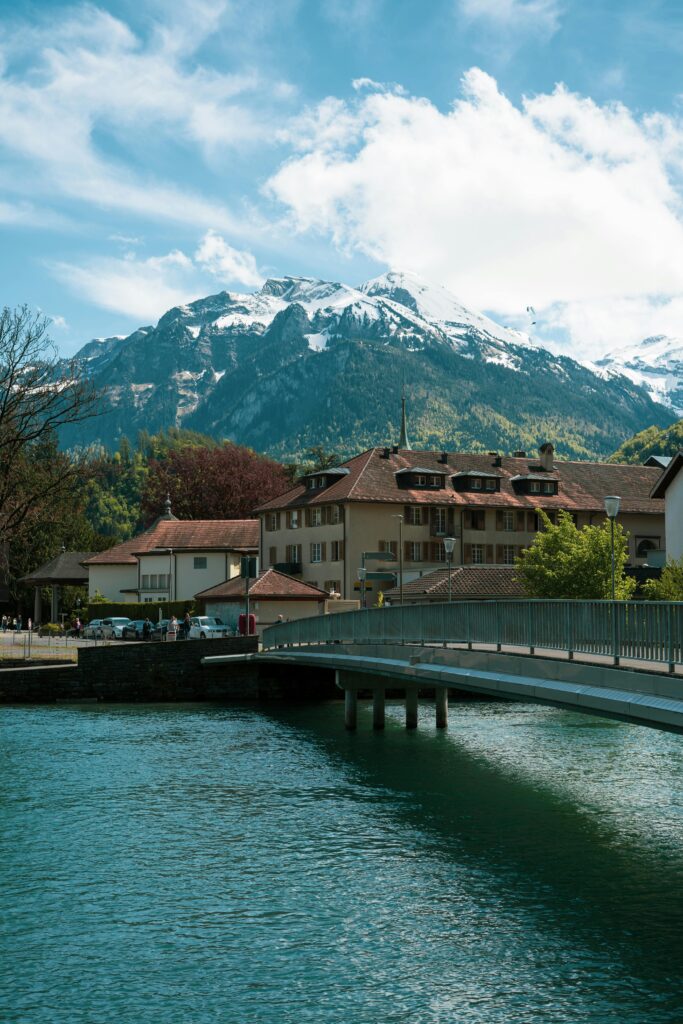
[100, 617, 132, 639]
[188, 616, 229, 640]
[152, 619, 170, 640]
[82, 618, 104, 639]
[121, 619, 147, 640]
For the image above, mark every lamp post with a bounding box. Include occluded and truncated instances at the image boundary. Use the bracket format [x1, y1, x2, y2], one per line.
[392, 514, 404, 605]
[443, 536, 456, 602]
[358, 566, 367, 608]
[604, 496, 621, 601]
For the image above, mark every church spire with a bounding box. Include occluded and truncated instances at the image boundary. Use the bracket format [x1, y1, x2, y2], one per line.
[399, 386, 411, 450]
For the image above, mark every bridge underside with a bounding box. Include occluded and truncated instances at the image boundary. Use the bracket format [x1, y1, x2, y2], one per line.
[255, 644, 683, 734]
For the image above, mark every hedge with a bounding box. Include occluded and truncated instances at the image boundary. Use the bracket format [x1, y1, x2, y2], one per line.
[83, 600, 196, 622]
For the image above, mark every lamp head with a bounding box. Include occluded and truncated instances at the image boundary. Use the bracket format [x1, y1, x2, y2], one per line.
[357, 567, 366, 581]
[604, 495, 621, 519]
[443, 536, 456, 555]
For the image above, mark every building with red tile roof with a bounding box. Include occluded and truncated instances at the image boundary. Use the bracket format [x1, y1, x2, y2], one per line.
[383, 566, 525, 603]
[82, 498, 259, 604]
[195, 568, 329, 632]
[256, 443, 665, 602]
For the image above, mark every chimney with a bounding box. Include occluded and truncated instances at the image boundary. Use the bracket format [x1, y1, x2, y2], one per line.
[513, 450, 526, 458]
[392, 444, 399, 455]
[439, 451, 448, 464]
[493, 454, 502, 467]
[381, 447, 391, 459]
[539, 443, 554, 471]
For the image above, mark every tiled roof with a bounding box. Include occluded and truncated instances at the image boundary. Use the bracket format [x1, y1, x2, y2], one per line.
[19, 551, 94, 585]
[195, 568, 328, 601]
[255, 447, 664, 516]
[83, 520, 260, 566]
[384, 566, 526, 601]
[650, 451, 683, 499]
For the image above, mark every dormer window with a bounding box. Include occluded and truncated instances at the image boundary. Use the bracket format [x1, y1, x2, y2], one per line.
[416, 474, 427, 486]
[395, 468, 445, 490]
[452, 471, 501, 493]
[542, 481, 556, 494]
[429, 475, 442, 487]
[509, 474, 559, 496]
[529, 481, 541, 494]
[471, 478, 482, 490]
[485, 479, 496, 491]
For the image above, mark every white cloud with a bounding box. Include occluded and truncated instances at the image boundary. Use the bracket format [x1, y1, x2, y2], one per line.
[266, 68, 683, 356]
[0, 4, 287, 236]
[51, 249, 200, 321]
[195, 231, 264, 287]
[459, 0, 562, 35]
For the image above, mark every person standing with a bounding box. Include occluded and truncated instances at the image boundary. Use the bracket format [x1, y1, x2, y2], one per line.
[143, 618, 152, 642]
[183, 611, 191, 640]
[167, 615, 178, 641]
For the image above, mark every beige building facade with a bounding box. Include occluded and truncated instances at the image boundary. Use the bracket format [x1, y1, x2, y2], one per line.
[257, 446, 666, 602]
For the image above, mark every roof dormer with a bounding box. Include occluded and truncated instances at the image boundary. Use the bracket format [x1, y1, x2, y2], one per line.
[304, 467, 350, 491]
[510, 473, 559, 496]
[395, 467, 446, 490]
[452, 471, 501, 493]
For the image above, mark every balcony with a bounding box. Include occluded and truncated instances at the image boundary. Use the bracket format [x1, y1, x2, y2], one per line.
[273, 562, 302, 575]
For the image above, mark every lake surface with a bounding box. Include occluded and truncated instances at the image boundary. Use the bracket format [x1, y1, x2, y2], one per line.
[1, 697, 682, 1023]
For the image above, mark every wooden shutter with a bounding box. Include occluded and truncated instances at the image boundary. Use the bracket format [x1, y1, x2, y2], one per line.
[526, 511, 536, 532]
[339, 541, 345, 560]
[463, 543, 472, 564]
[496, 511, 503, 531]
[404, 540, 412, 561]
[321, 542, 327, 561]
[496, 544, 503, 563]
[464, 510, 472, 529]
[516, 511, 525, 531]
[485, 544, 494, 564]
[447, 508, 455, 532]
[275, 512, 281, 530]
[269, 546, 277, 565]
[378, 540, 386, 552]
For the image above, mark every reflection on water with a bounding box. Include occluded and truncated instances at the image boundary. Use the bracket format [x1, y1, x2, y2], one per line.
[1, 696, 682, 1023]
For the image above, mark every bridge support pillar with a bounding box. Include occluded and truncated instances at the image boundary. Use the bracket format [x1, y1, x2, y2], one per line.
[405, 688, 418, 729]
[435, 687, 448, 729]
[344, 687, 358, 730]
[373, 687, 385, 730]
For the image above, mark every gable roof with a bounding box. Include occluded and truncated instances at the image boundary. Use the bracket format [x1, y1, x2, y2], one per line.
[384, 565, 525, 602]
[195, 568, 328, 602]
[83, 520, 260, 566]
[255, 447, 664, 516]
[651, 451, 683, 499]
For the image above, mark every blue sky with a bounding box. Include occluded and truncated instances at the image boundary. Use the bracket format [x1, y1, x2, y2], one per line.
[3, 0, 683, 357]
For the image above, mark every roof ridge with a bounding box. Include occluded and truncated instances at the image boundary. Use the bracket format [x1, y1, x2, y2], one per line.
[346, 448, 380, 499]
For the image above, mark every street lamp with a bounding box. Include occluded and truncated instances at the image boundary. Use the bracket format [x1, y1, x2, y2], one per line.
[392, 514, 404, 605]
[604, 496, 621, 601]
[357, 566, 367, 608]
[443, 536, 456, 602]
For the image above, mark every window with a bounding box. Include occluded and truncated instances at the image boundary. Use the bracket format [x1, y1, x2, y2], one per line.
[310, 542, 322, 563]
[310, 507, 322, 527]
[285, 544, 302, 563]
[485, 478, 496, 491]
[404, 505, 423, 525]
[287, 510, 299, 529]
[471, 477, 482, 490]
[466, 510, 486, 531]
[408, 541, 422, 561]
[471, 544, 484, 564]
[330, 540, 344, 561]
[416, 474, 427, 486]
[159, 574, 169, 589]
[269, 546, 277, 565]
[324, 579, 341, 594]
[431, 541, 447, 562]
[150, 574, 158, 588]
[141, 574, 150, 588]
[529, 481, 541, 494]
[193, 556, 207, 570]
[330, 504, 343, 525]
[430, 475, 442, 487]
[636, 537, 660, 559]
[502, 545, 516, 565]
[542, 481, 555, 494]
[503, 510, 515, 532]
[431, 508, 447, 535]
[378, 540, 397, 559]
[265, 512, 280, 531]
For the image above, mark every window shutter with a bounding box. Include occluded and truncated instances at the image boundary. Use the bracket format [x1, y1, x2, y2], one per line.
[517, 545, 526, 559]
[496, 511, 503, 531]
[404, 541, 412, 561]
[516, 511, 525, 531]
[269, 546, 277, 565]
[496, 544, 503, 563]
[463, 543, 472, 564]
[485, 544, 494, 564]
[339, 541, 345, 559]
[404, 505, 411, 521]
[447, 508, 455, 531]
[526, 511, 536, 531]
[464, 510, 472, 529]
[378, 540, 386, 552]
[304, 508, 310, 527]
[321, 542, 327, 561]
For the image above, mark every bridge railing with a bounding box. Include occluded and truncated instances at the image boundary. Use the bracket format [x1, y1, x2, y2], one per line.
[261, 600, 683, 670]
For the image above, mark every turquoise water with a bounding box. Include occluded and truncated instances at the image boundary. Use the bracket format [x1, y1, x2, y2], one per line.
[1, 698, 682, 1023]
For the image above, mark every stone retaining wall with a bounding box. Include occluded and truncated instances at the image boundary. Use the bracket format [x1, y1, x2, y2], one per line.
[0, 637, 259, 704]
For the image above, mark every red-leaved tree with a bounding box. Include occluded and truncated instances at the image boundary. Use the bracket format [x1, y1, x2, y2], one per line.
[141, 445, 292, 522]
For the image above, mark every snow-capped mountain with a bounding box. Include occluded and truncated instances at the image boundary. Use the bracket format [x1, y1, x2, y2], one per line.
[59, 271, 673, 460]
[594, 336, 683, 416]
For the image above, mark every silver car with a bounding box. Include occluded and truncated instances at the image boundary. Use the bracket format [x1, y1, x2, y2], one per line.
[188, 616, 229, 639]
[82, 618, 104, 639]
[99, 617, 132, 639]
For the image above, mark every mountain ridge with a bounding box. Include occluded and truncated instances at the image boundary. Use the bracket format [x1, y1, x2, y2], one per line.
[59, 271, 674, 461]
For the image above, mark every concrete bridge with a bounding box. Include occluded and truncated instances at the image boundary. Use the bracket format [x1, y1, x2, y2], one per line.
[206, 600, 683, 734]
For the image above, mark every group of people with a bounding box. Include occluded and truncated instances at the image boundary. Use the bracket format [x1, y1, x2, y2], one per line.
[1, 615, 30, 632]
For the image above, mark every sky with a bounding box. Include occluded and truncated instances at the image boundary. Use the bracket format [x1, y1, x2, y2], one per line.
[3, 0, 683, 359]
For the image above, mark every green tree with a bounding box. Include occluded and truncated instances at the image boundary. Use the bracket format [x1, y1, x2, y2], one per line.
[516, 510, 635, 599]
[642, 558, 683, 600]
